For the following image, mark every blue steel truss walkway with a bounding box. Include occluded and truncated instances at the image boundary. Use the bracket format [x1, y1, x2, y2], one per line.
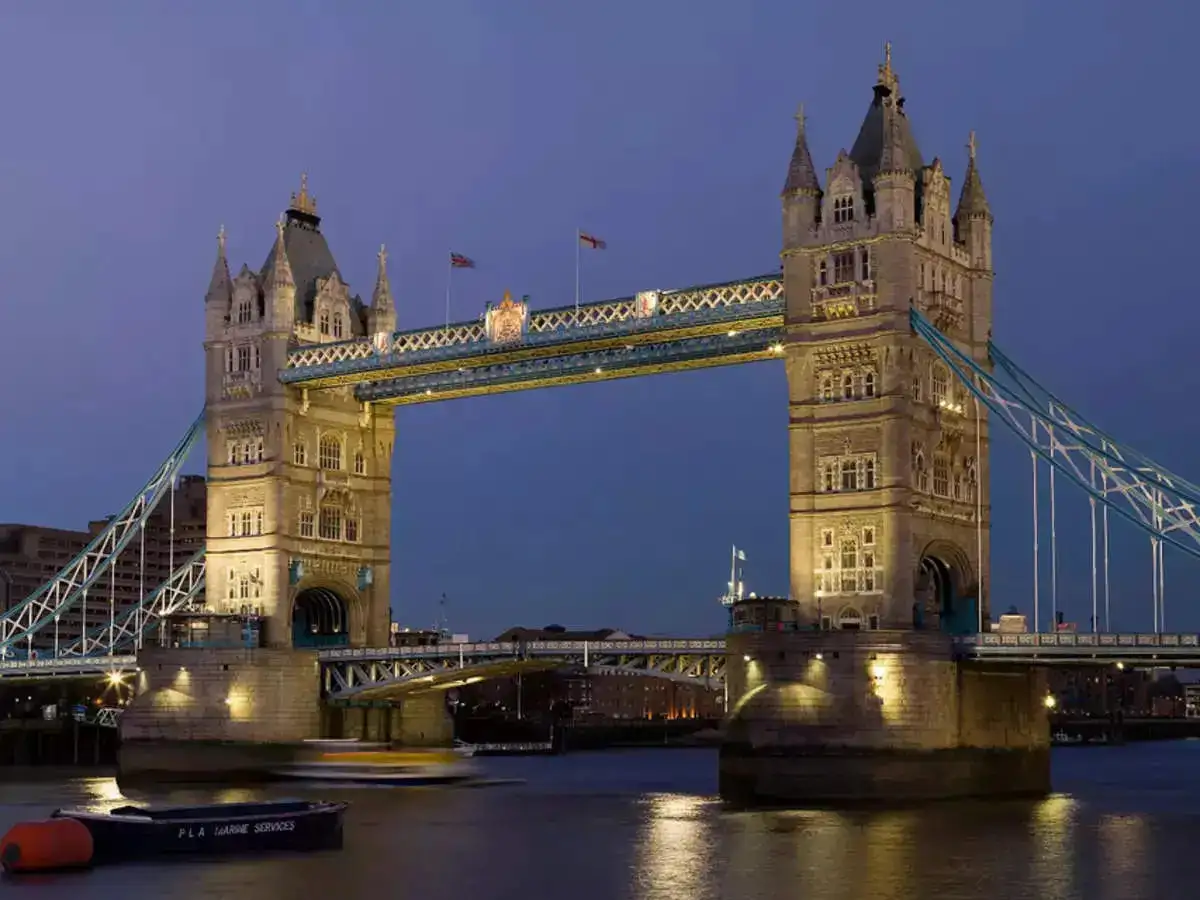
[282, 275, 785, 403]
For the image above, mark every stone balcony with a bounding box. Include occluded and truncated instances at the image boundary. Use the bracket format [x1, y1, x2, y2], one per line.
[811, 281, 877, 321]
[918, 289, 965, 332]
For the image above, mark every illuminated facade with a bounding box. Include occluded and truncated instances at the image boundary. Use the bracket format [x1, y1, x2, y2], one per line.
[782, 45, 994, 631]
[202, 177, 395, 649]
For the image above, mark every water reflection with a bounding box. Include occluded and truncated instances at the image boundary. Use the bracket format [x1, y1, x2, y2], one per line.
[632, 794, 717, 900]
[0, 747, 1196, 900]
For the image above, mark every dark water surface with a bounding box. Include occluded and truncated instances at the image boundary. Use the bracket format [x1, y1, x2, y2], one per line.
[4, 743, 1200, 898]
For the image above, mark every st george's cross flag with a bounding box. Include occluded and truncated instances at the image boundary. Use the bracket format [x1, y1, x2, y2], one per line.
[578, 232, 606, 250]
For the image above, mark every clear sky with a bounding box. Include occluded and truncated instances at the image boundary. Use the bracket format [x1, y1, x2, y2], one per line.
[0, 0, 1197, 640]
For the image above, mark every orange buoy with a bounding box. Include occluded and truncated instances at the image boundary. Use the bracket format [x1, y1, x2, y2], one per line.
[0, 818, 94, 873]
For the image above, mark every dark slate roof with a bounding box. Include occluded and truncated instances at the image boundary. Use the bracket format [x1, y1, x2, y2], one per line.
[260, 209, 343, 326]
[849, 87, 924, 188]
[782, 123, 822, 196]
[955, 156, 991, 221]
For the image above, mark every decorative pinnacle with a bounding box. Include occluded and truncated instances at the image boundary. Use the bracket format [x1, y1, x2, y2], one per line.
[378, 243, 387, 266]
[877, 41, 898, 93]
[794, 102, 806, 131]
[275, 214, 286, 240]
[967, 130, 977, 161]
[217, 224, 226, 253]
[289, 172, 317, 215]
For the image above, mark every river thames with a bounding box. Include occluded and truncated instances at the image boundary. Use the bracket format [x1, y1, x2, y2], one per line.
[2, 743, 1199, 898]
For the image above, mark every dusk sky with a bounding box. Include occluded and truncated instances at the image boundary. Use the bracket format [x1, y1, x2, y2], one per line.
[1, 1, 1197, 641]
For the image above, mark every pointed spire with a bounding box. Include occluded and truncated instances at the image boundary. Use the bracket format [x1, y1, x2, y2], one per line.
[877, 41, 898, 95]
[955, 130, 992, 220]
[877, 90, 910, 176]
[267, 214, 294, 290]
[369, 243, 397, 335]
[205, 224, 232, 305]
[373, 244, 394, 312]
[782, 102, 822, 196]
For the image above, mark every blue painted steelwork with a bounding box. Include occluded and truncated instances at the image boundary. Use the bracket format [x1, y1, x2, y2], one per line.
[357, 326, 785, 403]
[955, 632, 1200, 665]
[911, 307, 1200, 559]
[282, 275, 783, 386]
[56, 550, 207, 657]
[0, 413, 205, 652]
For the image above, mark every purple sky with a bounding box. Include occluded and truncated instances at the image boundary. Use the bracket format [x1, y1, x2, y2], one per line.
[1, 1, 1197, 640]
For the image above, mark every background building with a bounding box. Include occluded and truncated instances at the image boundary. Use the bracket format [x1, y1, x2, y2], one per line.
[0, 475, 206, 653]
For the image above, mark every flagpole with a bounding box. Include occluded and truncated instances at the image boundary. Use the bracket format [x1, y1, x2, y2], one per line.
[574, 228, 581, 320]
[445, 251, 452, 329]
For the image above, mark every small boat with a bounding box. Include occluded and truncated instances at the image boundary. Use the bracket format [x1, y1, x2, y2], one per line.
[0, 799, 346, 873]
[273, 747, 478, 786]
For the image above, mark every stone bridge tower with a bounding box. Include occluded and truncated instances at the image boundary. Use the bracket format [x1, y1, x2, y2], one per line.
[202, 177, 397, 649]
[781, 46, 994, 634]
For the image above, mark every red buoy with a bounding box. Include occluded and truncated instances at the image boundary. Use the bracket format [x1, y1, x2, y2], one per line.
[0, 818, 94, 873]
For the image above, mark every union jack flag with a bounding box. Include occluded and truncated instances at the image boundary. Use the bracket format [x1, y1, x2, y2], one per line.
[449, 252, 475, 268]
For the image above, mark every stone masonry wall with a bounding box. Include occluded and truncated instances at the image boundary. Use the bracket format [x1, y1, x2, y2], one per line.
[726, 630, 1047, 753]
[120, 647, 321, 744]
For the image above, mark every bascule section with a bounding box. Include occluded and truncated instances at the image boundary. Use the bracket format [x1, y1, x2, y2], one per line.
[200, 177, 395, 652]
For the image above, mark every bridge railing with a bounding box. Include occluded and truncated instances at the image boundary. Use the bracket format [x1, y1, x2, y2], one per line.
[0, 655, 137, 676]
[319, 639, 727, 661]
[958, 633, 1200, 649]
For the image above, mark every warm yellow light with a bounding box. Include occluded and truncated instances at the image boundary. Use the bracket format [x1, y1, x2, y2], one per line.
[815, 652, 823, 661]
[105, 671, 125, 687]
[1116, 662, 1125, 670]
[1043, 694, 1057, 709]
[742, 654, 751, 662]
[871, 663, 886, 680]
[727, 330, 739, 337]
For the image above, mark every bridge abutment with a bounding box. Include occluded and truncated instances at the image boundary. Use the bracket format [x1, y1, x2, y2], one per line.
[719, 630, 1050, 806]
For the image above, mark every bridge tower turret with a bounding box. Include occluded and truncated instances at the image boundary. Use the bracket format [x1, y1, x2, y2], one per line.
[781, 44, 994, 634]
[201, 175, 396, 650]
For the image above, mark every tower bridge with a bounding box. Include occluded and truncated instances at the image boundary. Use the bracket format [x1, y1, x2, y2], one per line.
[1, 46, 1198, 799]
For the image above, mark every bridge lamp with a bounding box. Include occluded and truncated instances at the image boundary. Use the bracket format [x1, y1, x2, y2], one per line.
[1116, 662, 1125, 671]
[815, 652, 823, 661]
[727, 329, 739, 337]
[870, 663, 886, 681]
[106, 671, 125, 687]
[1043, 694, 1057, 710]
[770, 343, 785, 354]
[742, 654, 751, 662]
[594, 367, 603, 374]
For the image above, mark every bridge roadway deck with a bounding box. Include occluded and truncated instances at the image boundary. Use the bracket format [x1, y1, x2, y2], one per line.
[4, 634, 1200, 684]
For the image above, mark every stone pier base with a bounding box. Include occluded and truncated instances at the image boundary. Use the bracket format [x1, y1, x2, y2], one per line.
[118, 647, 455, 783]
[719, 630, 1051, 807]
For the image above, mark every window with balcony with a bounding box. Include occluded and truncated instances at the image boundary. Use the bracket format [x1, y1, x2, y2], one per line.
[833, 252, 855, 284]
[226, 439, 263, 466]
